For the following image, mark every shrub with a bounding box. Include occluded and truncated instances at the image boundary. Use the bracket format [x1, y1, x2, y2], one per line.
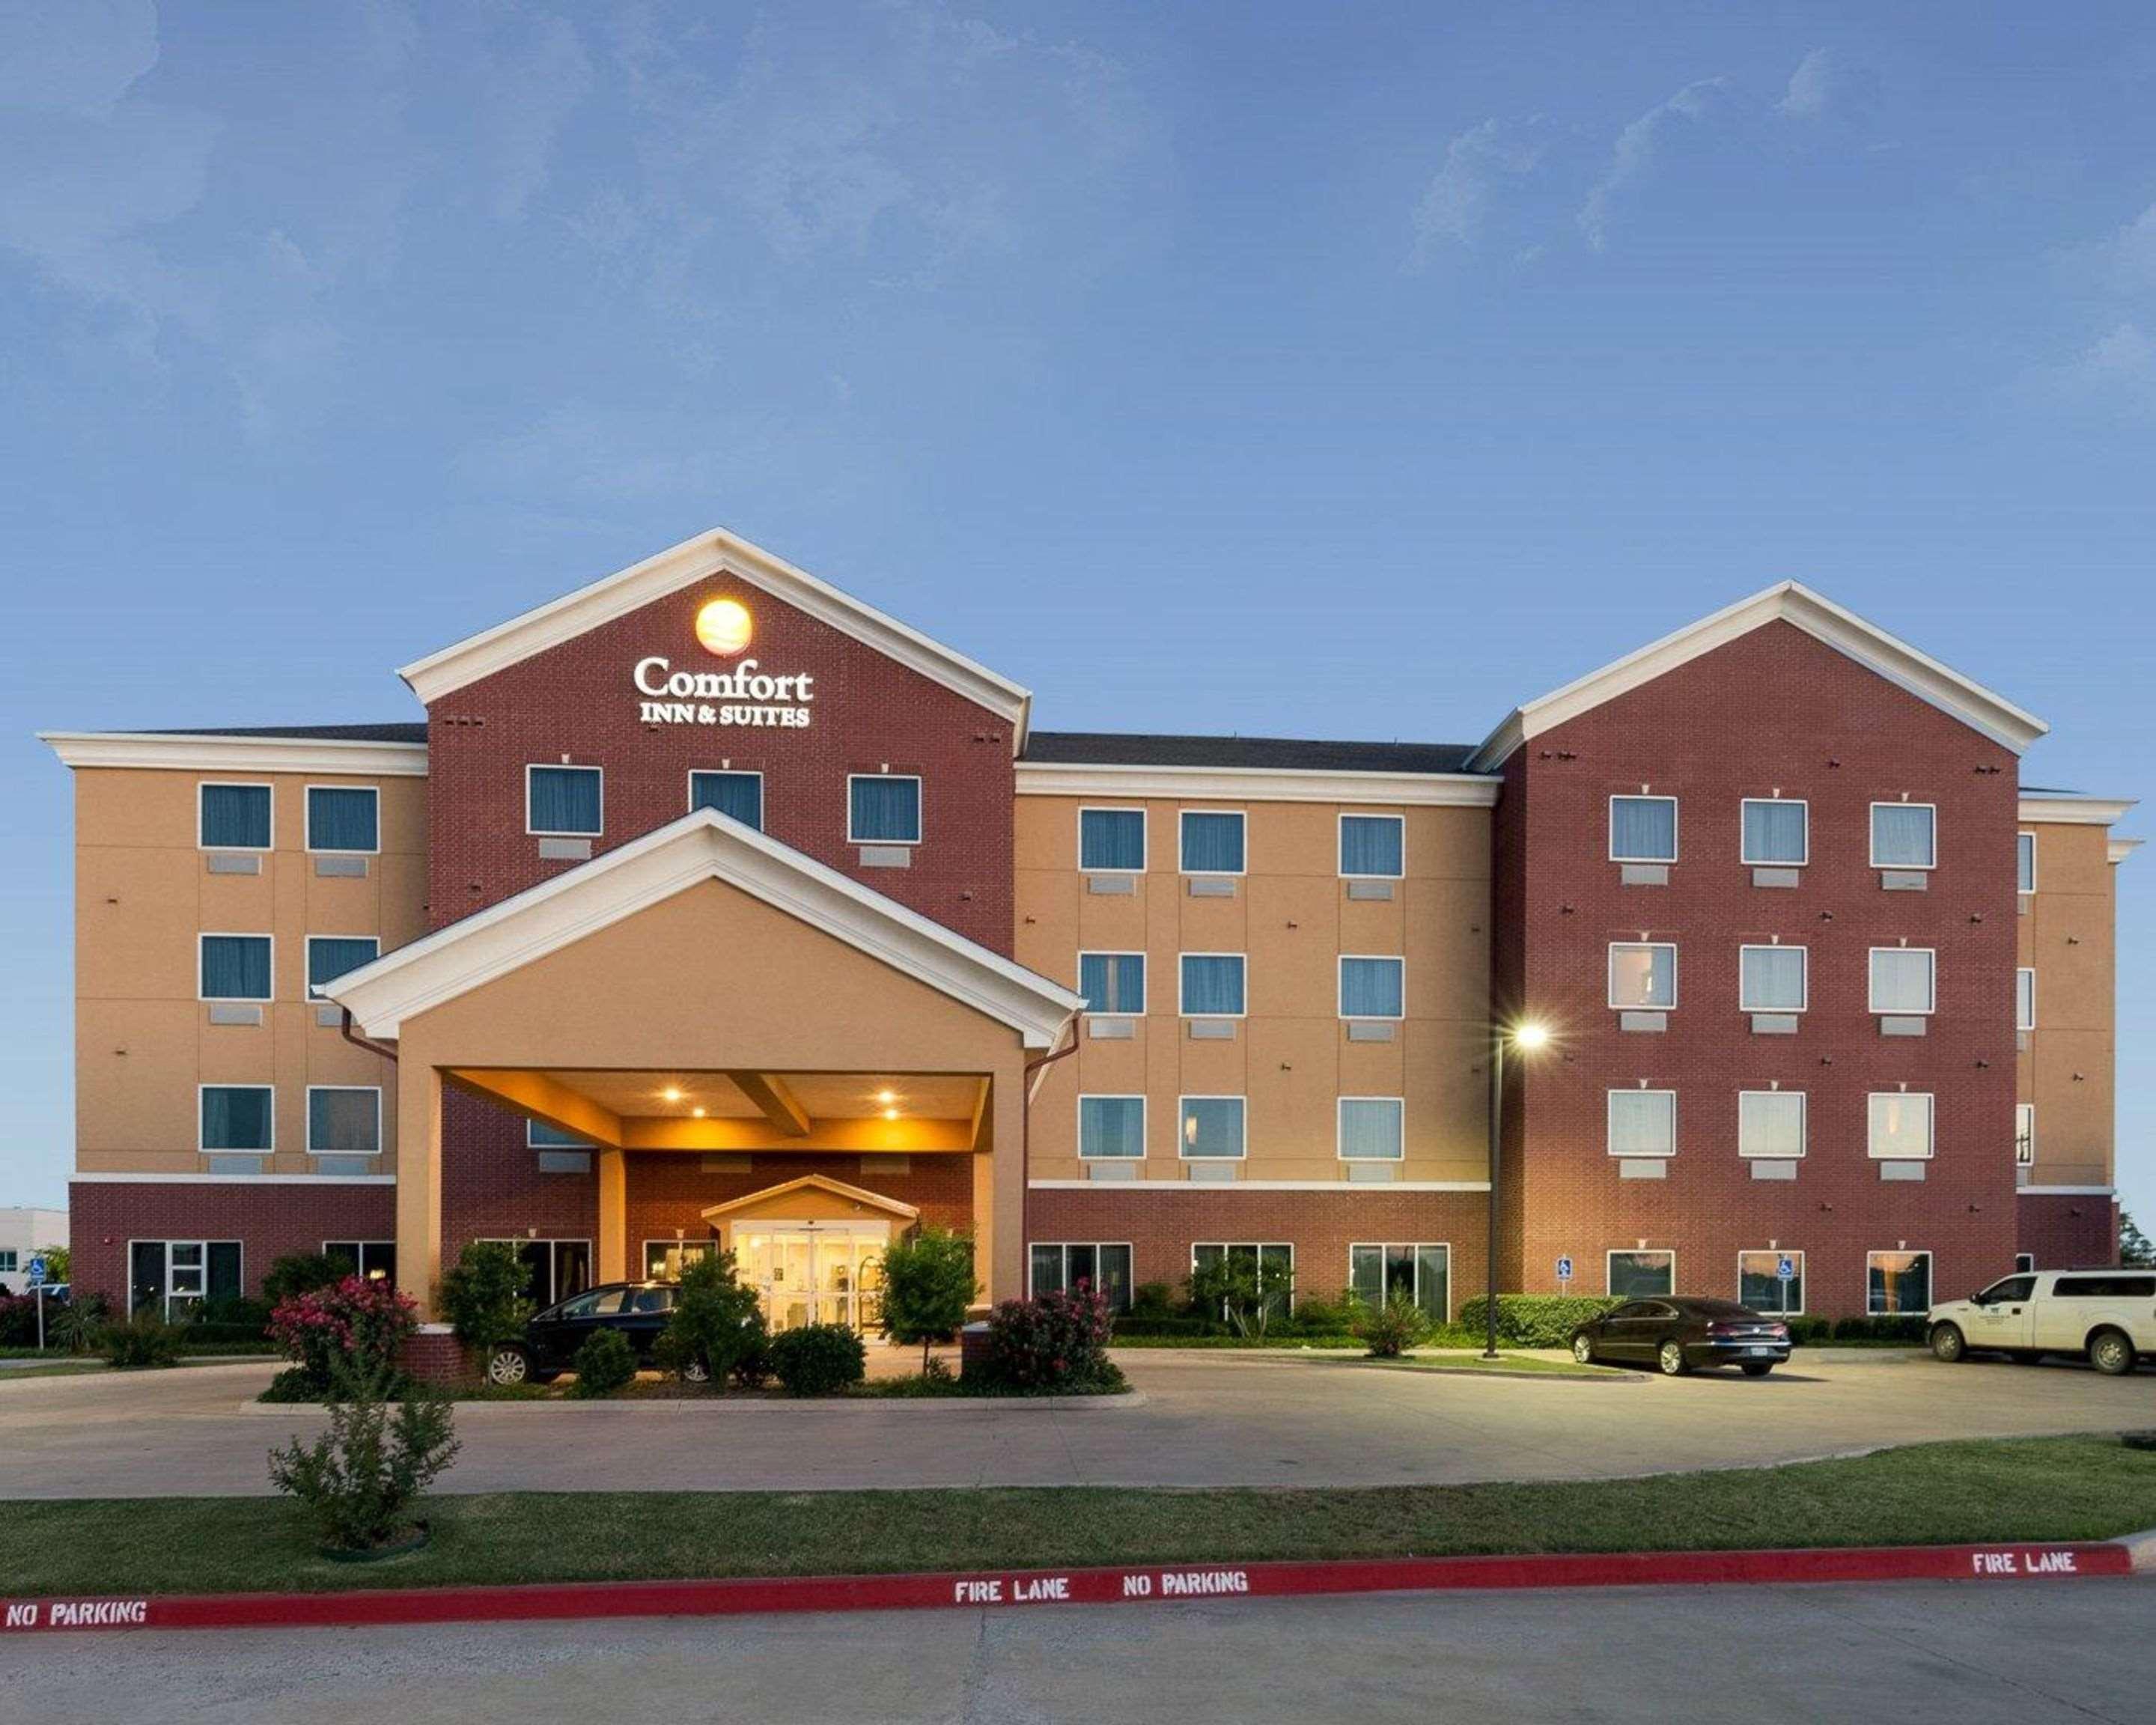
[568, 1328, 638, 1398]
[438, 1241, 534, 1352]
[189, 1294, 272, 1336]
[0, 1294, 38, 1348]
[1187, 1253, 1294, 1338]
[1351, 1294, 1432, 1358]
[1283, 1297, 1354, 1336]
[729, 1336, 772, 1390]
[270, 1275, 418, 1389]
[879, 1226, 977, 1371]
[267, 1357, 460, 1554]
[49, 1291, 110, 1355]
[100, 1312, 184, 1369]
[1130, 1281, 1176, 1319]
[652, 1251, 766, 1384]
[984, 1286, 1115, 1390]
[259, 1366, 323, 1403]
[767, 1324, 867, 1395]
[1832, 1315, 1928, 1344]
[1458, 1294, 1624, 1348]
[262, 1253, 347, 1308]
[1107, 1314, 1214, 1339]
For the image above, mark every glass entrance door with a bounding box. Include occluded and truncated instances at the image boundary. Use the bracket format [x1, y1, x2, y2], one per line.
[734, 1223, 889, 1333]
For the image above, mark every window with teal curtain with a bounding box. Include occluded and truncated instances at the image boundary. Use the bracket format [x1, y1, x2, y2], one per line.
[527, 1119, 589, 1149]
[308, 1087, 380, 1154]
[1339, 956, 1403, 1018]
[689, 771, 764, 829]
[1078, 1096, 1145, 1159]
[1178, 1098, 1246, 1159]
[306, 786, 378, 852]
[199, 783, 271, 848]
[1741, 800, 1807, 864]
[849, 775, 921, 842]
[1079, 808, 1145, 870]
[527, 765, 603, 835]
[1179, 953, 1245, 1015]
[1338, 1098, 1403, 1160]
[1179, 810, 1244, 872]
[201, 934, 272, 1000]
[201, 1086, 274, 1151]
[1339, 815, 1403, 877]
[1609, 796, 1678, 862]
[1871, 803, 1935, 867]
[308, 936, 379, 994]
[1078, 952, 1144, 1014]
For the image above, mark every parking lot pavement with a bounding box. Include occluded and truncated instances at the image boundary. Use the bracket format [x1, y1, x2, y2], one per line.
[7, 1578, 2150, 1725]
[1, 1345, 2151, 1499]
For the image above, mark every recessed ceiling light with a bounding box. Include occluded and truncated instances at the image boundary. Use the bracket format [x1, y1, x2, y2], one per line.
[662, 1087, 683, 1104]
[882, 1107, 900, 1121]
[692, 1107, 706, 1118]
[875, 1089, 897, 1105]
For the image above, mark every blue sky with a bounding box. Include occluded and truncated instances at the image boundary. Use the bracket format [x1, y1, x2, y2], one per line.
[3, 1, 2152, 1220]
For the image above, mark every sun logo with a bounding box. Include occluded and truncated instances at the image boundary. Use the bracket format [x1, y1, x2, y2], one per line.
[695, 597, 753, 657]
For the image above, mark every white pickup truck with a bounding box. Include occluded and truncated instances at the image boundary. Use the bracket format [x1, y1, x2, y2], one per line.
[1928, 1269, 2154, 1375]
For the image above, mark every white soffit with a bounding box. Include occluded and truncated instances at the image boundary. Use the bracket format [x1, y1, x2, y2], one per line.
[397, 526, 1034, 752]
[2110, 838, 2143, 865]
[40, 731, 428, 777]
[1013, 761, 1499, 806]
[325, 809, 1083, 1047]
[2018, 794, 2138, 827]
[1467, 582, 2050, 770]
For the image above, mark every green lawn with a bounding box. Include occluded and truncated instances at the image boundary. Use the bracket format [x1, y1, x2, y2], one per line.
[0, 1435, 2149, 1598]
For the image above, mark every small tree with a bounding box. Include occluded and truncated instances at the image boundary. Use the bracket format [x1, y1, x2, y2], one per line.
[438, 1241, 534, 1352]
[1350, 1293, 1431, 1358]
[33, 1244, 70, 1284]
[653, 1250, 766, 1384]
[880, 1226, 977, 1371]
[2121, 1209, 2155, 1269]
[1189, 1252, 1294, 1337]
[268, 1356, 460, 1553]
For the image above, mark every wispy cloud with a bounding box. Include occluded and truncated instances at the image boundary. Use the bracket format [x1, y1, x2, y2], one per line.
[1409, 117, 1547, 268]
[1776, 48, 1834, 120]
[1578, 78, 1726, 252]
[2037, 201, 2156, 415]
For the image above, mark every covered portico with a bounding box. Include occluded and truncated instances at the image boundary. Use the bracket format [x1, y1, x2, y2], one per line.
[326, 810, 1081, 1315]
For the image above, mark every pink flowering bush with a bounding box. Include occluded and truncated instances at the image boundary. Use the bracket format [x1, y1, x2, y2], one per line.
[982, 1285, 1117, 1390]
[270, 1275, 419, 1389]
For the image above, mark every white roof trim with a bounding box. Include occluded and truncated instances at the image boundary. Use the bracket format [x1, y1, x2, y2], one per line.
[2110, 838, 2143, 865]
[40, 731, 427, 778]
[326, 808, 1082, 1047]
[2014, 1185, 2116, 1198]
[2019, 794, 2137, 827]
[1467, 582, 2049, 770]
[397, 526, 1033, 752]
[1014, 761, 1498, 807]
[70, 1172, 398, 1186]
[1026, 1179, 1493, 1192]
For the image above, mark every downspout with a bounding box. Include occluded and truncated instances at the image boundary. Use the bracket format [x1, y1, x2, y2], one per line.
[340, 1008, 400, 1064]
[1020, 1014, 1082, 1284]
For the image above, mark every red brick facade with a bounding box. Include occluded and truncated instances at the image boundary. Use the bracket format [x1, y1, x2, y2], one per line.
[70, 1179, 395, 1308]
[2015, 1192, 2119, 1271]
[624, 1151, 974, 1258]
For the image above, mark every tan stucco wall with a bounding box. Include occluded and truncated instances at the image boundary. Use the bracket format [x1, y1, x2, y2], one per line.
[72, 767, 425, 1175]
[1014, 796, 1492, 1183]
[2016, 821, 2118, 1187]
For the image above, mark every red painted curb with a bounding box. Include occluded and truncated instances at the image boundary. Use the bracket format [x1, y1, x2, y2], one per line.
[0, 1542, 2131, 1634]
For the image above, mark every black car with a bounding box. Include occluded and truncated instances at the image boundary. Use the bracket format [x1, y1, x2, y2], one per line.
[484, 1281, 687, 1385]
[1570, 1297, 1792, 1377]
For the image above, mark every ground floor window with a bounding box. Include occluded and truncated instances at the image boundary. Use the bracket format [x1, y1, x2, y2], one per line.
[1607, 1250, 1675, 1298]
[1737, 1250, 1803, 1315]
[1192, 1243, 1294, 1316]
[1029, 1242, 1133, 1312]
[130, 1240, 241, 1318]
[644, 1238, 717, 1281]
[1868, 1250, 1931, 1315]
[2015, 1253, 2035, 1274]
[484, 1238, 591, 1310]
[1348, 1243, 1449, 1319]
[324, 1241, 396, 1283]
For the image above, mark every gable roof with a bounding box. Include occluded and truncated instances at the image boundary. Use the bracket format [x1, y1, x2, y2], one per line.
[397, 526, 1034, 752]
[1467, 582, 2049, 770]
[324, 808, 1083, 1047]
[699, 1175, 922, 1223]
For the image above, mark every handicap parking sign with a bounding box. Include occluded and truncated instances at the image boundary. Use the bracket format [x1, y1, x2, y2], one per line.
[1776, 1255, 1795, 1282]
[25, 1256, 46, 1288]
[1555, 1256, 1574, 1283]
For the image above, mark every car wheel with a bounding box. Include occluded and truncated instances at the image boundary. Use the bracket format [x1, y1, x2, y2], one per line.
[1928, 1322, 1966, 1364]
[2089, 1328, 2137, 1377]
[1571, 1334, 1595, 1366]
[485, 1345, 530, 1386]
[681, 1358, 712, 1384]
[1657, 1339, 1688, 1377]
[1741, 1362, 1773, 1378]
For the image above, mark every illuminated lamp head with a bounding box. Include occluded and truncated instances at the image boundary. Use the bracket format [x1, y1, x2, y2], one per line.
[695, 597, 753, 657]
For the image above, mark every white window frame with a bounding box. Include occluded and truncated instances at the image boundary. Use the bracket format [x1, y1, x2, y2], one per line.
[2015, 1102, 2035, 1166]
[1338, 954, 1406, 1021]
[2018, 830, 2037, 894]
[305, 934, 380, 998]
[1869, 800, 1937, 870]
[1178, 808, 1247, 876]
[1607, 794, 1679, 864]
[642, 1238, 718, 1280]
[197, 780, 273, 852]
[845, 773, 923, 845]
[1177, 1095, 1248, 1162]
[129, 1238, 243, 1321]
[1076, 950, 1146, 1017]
[1337, 812, 1406, 880]
[525, 763, 604, 838]
[1866, 1249, 1933, 1316]
[1336, 1096, 1406, 1163]
[1737, 1249, 1806, 1316]
[1867, 1091, 1936, 1160]
[1605, 1248, 1676, 1298]
[1076, 1094, 1147, 1162]
[1738, 797, 1810, 867]
[1868, 946, 1937, 1015]
[197, 1083, 275, 1154]
[305, 1085, 383, 1157]
[2014, 1252, 2036, 1274]
[1178, 952, 1247, 1018]
[1606, 1089, 1677, 1158]
[1738, 943, 1809, 1013]
[1737, 1089, 1807, 1159]
[1029, 1241, 1136, 1303]
[2017, 967, 2036, 1032]
[1347, 1241, 1452, 1321]
[685, 768, 765, 824]
[302, 783, 381, 855]
[1607, 942, 1678, 1011]
[1077, 805, 1148, 874]
[198, 932, 275, 1003]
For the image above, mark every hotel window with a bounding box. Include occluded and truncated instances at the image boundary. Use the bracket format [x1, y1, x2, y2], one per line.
[0, 1251, 15, 1275]
[689, 770, 764, 830]
[1339, 814, 1404, 878]
[1869, 948, 1936, 1015]
[526, 764, 603, 836]
[1738, 1250, 1804, 1315]
[307, 935, 379, 996]
[1179, 809, 1245, 874]
[325, 1241, 398, 1283]
[1607, 1250, 1675, 1298]
[1079, 807, 1146, 871]
[307, 1086, 381, 1156]
[847, 773, 922, 844]
[200, 1085, 274, 1152]
[1738, 945, 1807, 1013]
[644, 1239, 717, 1281]
[1738, 1091, 1806, 1159]
[2015, 1103, 2035, 1166]
[1609, 795, 1678, 863]
[1867, 1250, 1931, 1315]
[1030, 1243, 1133, 1312]
[200, 934, 272, 1001]
[2018, 967, 2036, 1031]
[198, 782, 271, 850]
[1192, 1243, 1294, 1314]
[1178, 1096, 1246, 1160]
[1870, 802, 1937, 869]
[1868, 1092, 1934, 1160]
[1607, 1089, 1676, 1158]
[1339, 955, 1404, 1020]
[526, 1119, 590, 1149]
[1077, 952, 1145, 1015]
[1608, 943, 1676, 1011]
[1077, 1095, 1145, 1160]
[305, 785, 379, 854]
[484, 1238, 592, 1310]
[1339, 1097, 1404, 1162]
[2018, 831, 2036, 893]
[1740, 798, 1809, 866]
[1179, 953, 1246, 1017]
[129, 1241, 240, 1320]
[1350, 1243, 1450, 1319]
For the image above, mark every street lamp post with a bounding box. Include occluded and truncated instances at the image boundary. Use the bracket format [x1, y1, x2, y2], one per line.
[1483, 1020, 1548, 1360]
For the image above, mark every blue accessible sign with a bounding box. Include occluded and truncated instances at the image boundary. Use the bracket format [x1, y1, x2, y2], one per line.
[25, 1256, 46, 1289]
[1555, 1256, 1574, 1283]
[1776, 1256, 1795, 1282]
